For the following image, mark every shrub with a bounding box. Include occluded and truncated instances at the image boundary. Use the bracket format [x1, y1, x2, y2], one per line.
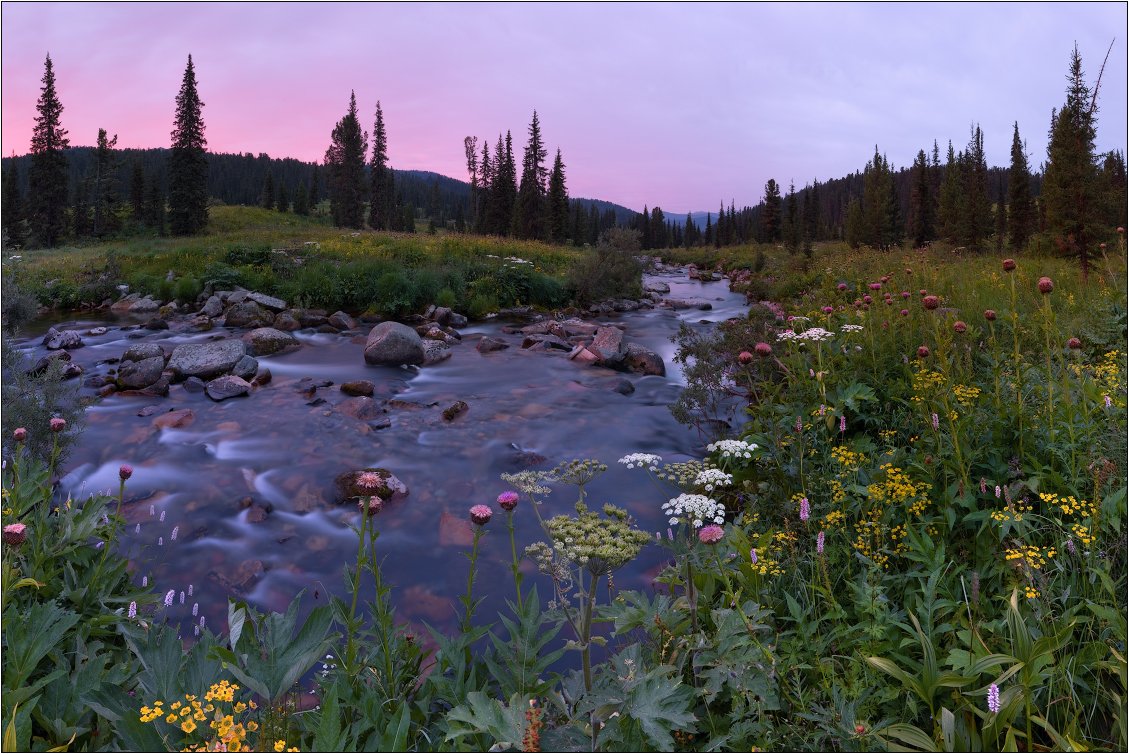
[566, 228, 643, 305]
[372, 270, 418, 317]
[172, 276, 203, 304]
[223, 242, 273, 267]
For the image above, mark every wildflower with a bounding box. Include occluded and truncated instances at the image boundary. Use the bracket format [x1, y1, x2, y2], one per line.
[1105, 394, 1112, 409]
[469, 504, 493, 526]
[358, 496, 383, 515]
[754, 341, 773, 357]
[922, 295, 940, 310]
[698, 525, 725, 544]
[694, 468, 733, 491]
[837, 282, 847, 291]
[917, 345, 931, 359]
[119, 464, 133, 481]
[1037, 276, 1054, 294]
[799, 497, 810, 521]
[798, 327, 834, 342]
[863, 295, 873, 304]
[869, 282, 882, 290]
[931, 413, 939, 430]
[900, 308, 909, 317]
[738, 350, 754, 364]
[706, 439, 757, 459]
[822, 305, 834, 314]
[1002, 258, 1017, 272]
[1065, 537, 1076, 555]
[128, 601, 137, 618]
[901, 290, 911, 298]
[667, 527, 674, 541]
[142, 575, 148, 587]
[953, 321, 967, 334]
[149, 504, 155, 517]
[188, 584, 193, 596]
[795, 415, 803, 433]
[158, 537, 164, 546]
[159, 510, 166, 522]
[995, 485, 1001, 499]
[840, 415, 847, 434]
[497, 491, 519, 511]
[855, 724, 867, 735]
[840, 324, 863, 332]
[663, 493, 725, 528]
[192, 602, 199, 616]
[618, 453, 662, 470]
[170, 526, 179, 541]
[984, 309, 997, 321]
[980, 478, 987, 494]
[163, 590, 175, 607]
[50, 417, 66, 433]
[1067, 337, 1082, 349]
[750, 548, 758, 564]
[3, 523, 27, 546]
[179, 591, 185, 604]
[355, 471, 384, 495]
[13, 427, 26, 442]
[816, 531, 825, 554]
[134, 523, 140, 533]
[987, 683, 1001, 713]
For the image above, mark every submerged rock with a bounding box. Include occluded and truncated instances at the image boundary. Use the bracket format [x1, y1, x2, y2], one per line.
[341, 380, 376, 397]
[624, 343, 666, 376]
[476, 336, 510, 353]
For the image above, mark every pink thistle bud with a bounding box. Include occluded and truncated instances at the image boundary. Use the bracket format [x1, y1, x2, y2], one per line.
[3, 523, 27, 546]
[922, 295, 940, 310]
[12, 427, 26, 443]
[917, 345, 931, 359]
[754, 342, 772, 357]
[497, 491, 519, 511]
[869, 282, 882, 290]
[902, 291, 911, 298]
[469, 504, 493, 526]
[355, 471, 384, 495]
[738, 350, 754, 364]
[1002, 258, 1016, 272]
[119, 464, 133, 481]
[50, 417, 66, 433]
[900, 309, 909, 317]
[1099, 243, 1107, 250]
[1037, 276, 1054, 294]
[358, 496, 384, 515]
[919, 289, 928, 296]
[698, 525, 724, 544]
[984, 309, 997, 321]
[953, 321, 967, 334]
[822, 306, 834, 314]
[1067, 337, 1082, 349]
[837, 282, 847, 291]
[1118, 227, 1125, 234]
[863, 295, 873, 304]
[816, 530, 825, 554]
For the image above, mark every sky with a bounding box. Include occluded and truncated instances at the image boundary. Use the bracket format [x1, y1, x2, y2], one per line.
[2, 1, 1126, 214]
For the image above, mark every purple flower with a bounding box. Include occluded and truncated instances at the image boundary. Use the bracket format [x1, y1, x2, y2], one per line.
[979, 478, 987, 495]
[134, 523, 140, 534]
[497, 491, 519, 511]
[1105, 394, 1113, 409]
[158, 537, 164, 547]
[170, 526, 179, 541]
[799, 497, 811, 522]
[149, 505, 155, 517]
[192, 602, 199, 617]
[840, 415, 847, 434]
[141, 575, 148, 588]
[667, 527, 674, 541]
[816, 531, 825, 554]
[159, 510, 166, 523]
[128, 601, 137, 619]
[795, 416, 803, 433]
[750, 548, 758, 565]
[179, 591, 185, 605]
[931, 413, 939, 431]
[188, 584, 193, 597]
[163, 589, 175, 608]
[987, 683, 1001, 714]
[50, 417, 66, 433]
[469, 504, 493, 526]
[995, 485, 1002, 499]
[1065, 538, 1076, 555]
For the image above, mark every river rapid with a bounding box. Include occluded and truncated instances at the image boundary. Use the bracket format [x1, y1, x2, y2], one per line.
[16, 271, 749, 639]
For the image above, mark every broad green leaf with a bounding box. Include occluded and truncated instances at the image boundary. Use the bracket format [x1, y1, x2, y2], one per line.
[878, 722, 938, 752]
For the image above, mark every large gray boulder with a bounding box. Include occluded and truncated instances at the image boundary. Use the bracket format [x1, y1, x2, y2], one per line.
[624, 343, 666, 376]
[167, 340, 248, 380]
[328, 311, 356, 330]
[247, 292, 287, 312]
[242, 327, 300, 356]
[118, 356, 166, 389]
[200, 295, 224, 318]
[224, 301, 271, 328]
[122, 343, 166, 364]
[590, 326, 627, 366]
[231, 355, 260, 380]
[364, 322, 424, 366]
[43, 327, 84, 350]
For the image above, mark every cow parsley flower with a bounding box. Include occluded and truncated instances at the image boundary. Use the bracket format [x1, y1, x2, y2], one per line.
[663, 494, 725, 528]
[694, 468, 733, 491]
[706, 439, 758, 460]
[618, 453, 663, 471]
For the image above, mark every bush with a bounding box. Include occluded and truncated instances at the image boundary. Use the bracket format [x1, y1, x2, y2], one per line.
[172, 276, 203, 304]
[566, 228, 643, 305]
[223, 242, 273, 267]
[372, 270, 418, 317]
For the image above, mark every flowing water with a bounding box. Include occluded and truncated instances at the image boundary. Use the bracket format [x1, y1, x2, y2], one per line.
[16, 271, 748, 639]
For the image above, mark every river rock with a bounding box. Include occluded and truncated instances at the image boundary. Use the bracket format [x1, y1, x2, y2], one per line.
[644, 281, 671, 294]
[337, 396, 384, 421]
[448, 312, 468, 328]
[123, 343, 165, 363]
[247, 292, 287, 312]
[273, 310, 302, 331]
[569, 346, 600, 365]
[251, 368, 272, 386]
[613, 378, 635, 395]
[297, 309, 329, 328]
[153, 408, 196, 429]
[476, 337, 509, 353]
[231, 355, 259, 380]
[200, 295, 224, 318]
[188, 315, 214, 331]
[118, 356, 167, 389]
[590, 326, 626, 365]
[442, 400, 468, 421]
[422, 340, 452, 365]
[183, 376, 206, 393]
[205, 374, 252, 401]
[521, 334, 572, 351]
[27, 350, 71, 376]
[43, 327, 83, 350]
[561, 319, 599, 337]
[129, 297, 160, 313]
[328, 311, 356, 330]
[219, 289, 248, 304]
[242, 327, 300, 356]
[62, 363, 84, 380]
[87, 326, 108, 336]
[168, 339, 248, 380]
[111, 293, 140, 312]
[224, 301, 271, 329]
[624, 343, 666, 376]
[334, 468, 408, 502]
[341, 380, 375, 397]
[143, 317, 169, 330]
[364, 322, 424, 366]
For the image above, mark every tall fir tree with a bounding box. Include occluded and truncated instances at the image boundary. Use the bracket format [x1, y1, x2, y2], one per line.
[90, 128, 120, 238]
[1007, 121, 1035, 251]
[368, 101, 391, 230]
[906, 149, 934, 247]
[261, 171, 275, 209]
[704, 212, 714, 248]
[309, 163, 320, 209]
[761, 179, 782, 242]
[511, 111, 548, 239]
[168, 55, 209, 235]
[293, 181, 309, 216]
[2, 164, 28, 248]
[1099, 150, 1127, 229]
[276, 180, 289, 213]
[546, 148, 569, 243]
[937, 141, 962, 242]
[129, 160, 145, 224]
[28, 54, 70, 247]
[488, 132, 517, 235]
[143, 171, 166, 234]
[464, 135, 479, 230]
[476, 139, 493, 233]
[324, 91, 369, 229]
[783, 182, 800, 253]
[1042, 45, 1101, 278]
[959, 125, 993, 250]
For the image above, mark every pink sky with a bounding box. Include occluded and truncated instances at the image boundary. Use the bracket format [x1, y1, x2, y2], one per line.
[2, 2, 1126, 213]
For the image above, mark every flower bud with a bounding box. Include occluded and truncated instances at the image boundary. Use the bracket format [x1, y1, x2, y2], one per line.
[917, 345, 931, 359]
[754, 342, 773, 357]
[1067, 337, 1082, 350]
[738, 351, 754, 364]
[50, 417, 66, 433]
[984, 309, 997, 321]
[12, 427, 26, 443]
[953, 321, 967, 334]
[119, 464, 133, 481]
[1037, 276, 1054, 294]
[922, 295, 940, 310]
[1002, 258, 1016, 272]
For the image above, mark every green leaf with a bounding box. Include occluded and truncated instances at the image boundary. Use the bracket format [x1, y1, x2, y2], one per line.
[878, 722, 939, 752]
[4, 704, 18, 752]
[311, 682, 346, 752]
[445, 691, 526, 746]
[618, 665, 697, 751]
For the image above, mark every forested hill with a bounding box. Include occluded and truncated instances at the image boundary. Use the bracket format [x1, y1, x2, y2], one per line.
[0, 147, 637, 227]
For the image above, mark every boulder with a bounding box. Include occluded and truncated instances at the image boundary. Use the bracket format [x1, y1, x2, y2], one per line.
[476, 337, 510, 353]
[251, 368, 272, 386]
[448, 312, 468, 328]
[569, 346, 600, 366]
[364, 322, 424, 366]
[128, 297, 159, 313]
[223, 301, 271, 329]
[422, 340, 452, 366]
[118, 356, 167, 389]
[521, 334, 572, 351]
[561, 319, 599, 337]
[219, 289, 248, 304]
[123, 343, 165, 363]
[246, 292, 287, 312]
[110, 293, 140, 312]
[28, 350, 71, 376]
[87, 326, 108, 336]
[334, 468, 409, 502]
[43, 327, 83, 350]
[644, 281, 671, 294]
[231, 355, 259, 380]
[442, 400, 468, 421]
[200, 295, 225, 318]
[273, 310, 302, 331]
[143, 317, 169, 331]
[188, 315, 214, 332]
[183, 377, 206, 393]
[296, 309, 329, 328]
[590, 326, 626, 366]
[431, 307, 453, 327]
[341, 380, 375, 397]
[205, 374, 252, 401]
[167, 339, 248, 380]
[242, 327, 300, 357]
[624, 343, 666, 376]
[62, 363, 84, 380]
[328, 311, 356, 331]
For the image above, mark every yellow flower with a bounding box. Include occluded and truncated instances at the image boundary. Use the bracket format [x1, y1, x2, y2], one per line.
[180, 719, 197, 734]
[166, 713, 178, 723]
[233, 702, 247, 714]
[246, 721, 258, 732]
[275, 741, 287, 753]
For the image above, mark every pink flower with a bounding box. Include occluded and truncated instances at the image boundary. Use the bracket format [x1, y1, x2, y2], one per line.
[1067, 337, 1081, 350]
[869, 282, 882, 290]
[917, 345, 931, 359]
[1002, 258, 1017, 272]
[984, 309, 997, 321]
[837, 282, 847, 291]
[749, 547, 758, 564]
[863, 295, 873, 304]
[922, 295, 940, 310]
[497, 491, 519, 511]
[1037, 276, 1054, 294]
[822, 306, 834, 314]
[50, 417, 66, 433]
[355, 471, 384, 495]
[358, 496, 384, 515]
[738, 350, 754, 364]
[900, 309, 909, 317]
[816, 531, 825, 554]
[128, 601, 137, 619]
[119, 464, 133, 481]
[799, 497, 810, 521]
[754, 342, 772, 357]
[163, 590, 175, 608]
[901, 291, 910, 298]
[953, 321, 967, 334]
[469, 504, 493, 526]
[840, 415, 847, 434]
[12, 427, 26, 443]
[987, 683, 1001, 713]
[931, 413, 939, 430]
[698, 525, 724, 544]
[3, 523, 27, 546]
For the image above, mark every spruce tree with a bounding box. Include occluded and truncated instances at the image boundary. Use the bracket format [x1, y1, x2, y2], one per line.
[511, 111, 548, 239]
[488, 132, 517, 235]
[144, 172, 165, 234]
[1007, 122, 1035, 251]
[168, 55, 209, 235]
[261, 171, 275, 209]
[2, 164, 28, 248]
[129, 160, 145, 224]
[546, 148, 569, 243]
[464, 136, 479, 229]
[71, 177, 91, 238]
[651, 206, 667, 249]
[704, 212, 713, 247]
[715, 201, 725, 248]
[906, 149, 933, 247]
[368, 101, 390, 230]
[477, 139, 493, 233]
[937, 142, 962, 242]
[293, 182, 309, 216]
[28, 54, 70, 247]
[761, 179, 782, 242]
[276, 181, 289, 213]
[309, 164, 320, 209]
[959, 125, 993, 250]
[783, 182, 800, 253]
[324, 91, 369, 229]
[1099, 150, 1127, 229]
[1042, 45, 1101, 278]
[90, 128, 120, 238]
